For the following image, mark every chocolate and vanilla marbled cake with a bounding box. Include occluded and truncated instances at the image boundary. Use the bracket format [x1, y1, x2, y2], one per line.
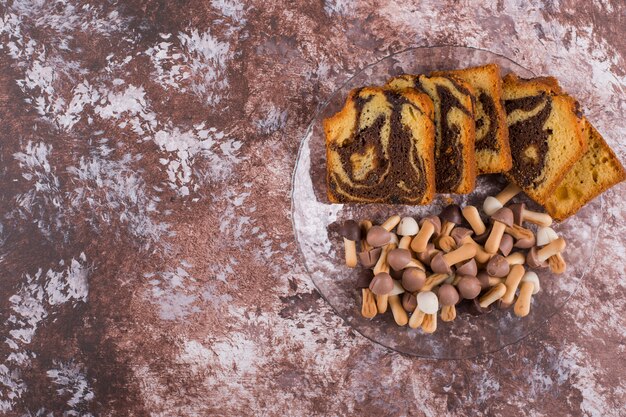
[324, 87, 436, 204]
[502, 73, 586, 203]
[545, 118, 625, 220]
[433, 64, 512, 175]
[386, 74, 477, 194]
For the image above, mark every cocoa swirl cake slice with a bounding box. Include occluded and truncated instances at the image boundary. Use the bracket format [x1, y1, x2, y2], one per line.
[545, 118, 625, 220]
[324, 87, 436, 204]
[387, 74, 477, 194]
[502, 74, 586, 203]
[433, 64, 512, 175]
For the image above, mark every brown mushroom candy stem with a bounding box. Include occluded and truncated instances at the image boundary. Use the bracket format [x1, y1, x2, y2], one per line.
[420, 274, 449, 292]
[501, 264, 525, 307]
[373, 243, 395, 275]
[376, 294, 389, 314]
[441, 305, 456, 322]
[548, 253, 567, 274]
[408, 308, 425, 328]
[462, 206, 486, 235]
[443, 243, 477, 266]
[343, 238, 358, 268]
[438, 236, 457, 253]
[505, 252, 526, 265]
[537, 238, 566, 262]
[398, 235, 412, 250]
[523, 210, 552, 227]
[389, 295, 408, 326]
[479, 283, 506, 308]
[381, 215, 401, 232]
[514, 282, 534, 317]
[360, 220, 373, 252]
[411, 221, 435, 253]
[361, 288, 377, 318]
[485, 221, 507, 254]
[496, 183, 521, 204]
[422, 313, 437, 333]
[505, 224, 534, 240]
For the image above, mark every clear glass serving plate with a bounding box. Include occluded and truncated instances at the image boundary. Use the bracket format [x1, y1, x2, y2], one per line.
[291, 46, 601, 358]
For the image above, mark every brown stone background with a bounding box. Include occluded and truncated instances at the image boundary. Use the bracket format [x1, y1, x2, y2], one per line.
[0, 0, 624, 415]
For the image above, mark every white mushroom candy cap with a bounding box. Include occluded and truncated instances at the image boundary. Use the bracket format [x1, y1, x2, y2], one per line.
[397, 217, 419, 236]
[388, 280, 406, 296]
[483, 196, 504, 216]
[389, 233, 399, 245]
[536, 226, 559, 246]
[416, 291, 439, 314]
[521, 271, 541, 294]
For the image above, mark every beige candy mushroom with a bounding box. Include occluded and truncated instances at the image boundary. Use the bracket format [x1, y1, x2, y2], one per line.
[485, 207, 514, 254]
[536, 227, 567, 274]
[478, 282, 506, 308]
[499, 264, 525, 308]
[439, 284, 460, 322]
[514, 271, 540, 317]
[397, 217, 419, 237]
[339, 220, 361, 268]
[482, 183, 522, 215]
[430, 243, 477, 274]
[526, 238, 566, 269]
[509, 203, 553, 227]
[387, 280, 408, 326]
[410, 291, 438, 333]
[411, 215, 441, 253]
[462, 205, 487, 236]
[436, 205, 463, 251]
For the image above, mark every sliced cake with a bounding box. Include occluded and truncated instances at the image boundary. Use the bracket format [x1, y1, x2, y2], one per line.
[432, 64, 512, 174]
[324, 86, 436, 204]
[387, 74, 477, 194]
[545, 118, 625, 220]
[502, 73, 586, 203]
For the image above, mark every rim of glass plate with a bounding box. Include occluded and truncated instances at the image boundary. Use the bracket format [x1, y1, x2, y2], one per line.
[289, 44, 603, 360]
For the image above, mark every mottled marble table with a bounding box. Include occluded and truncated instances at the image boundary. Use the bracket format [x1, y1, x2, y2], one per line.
[0, 1, 624, 415]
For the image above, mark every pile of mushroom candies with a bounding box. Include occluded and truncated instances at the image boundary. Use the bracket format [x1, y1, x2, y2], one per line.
[340, 184, 567, 333]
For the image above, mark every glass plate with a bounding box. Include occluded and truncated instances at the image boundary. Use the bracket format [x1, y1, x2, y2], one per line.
[291, 46, 601, 358]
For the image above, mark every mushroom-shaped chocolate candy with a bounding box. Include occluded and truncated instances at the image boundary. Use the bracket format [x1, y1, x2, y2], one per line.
[514, 271, 540, 317]
[478, 282, 506, 308]
[536, 227, 567, 274]
[410, 215, 441, 253]
[402, 268, 426, 292]
[499, 234, 514, 256]
[485, 207, 514, 254]
[387, 248, 425, 272]
[453, 231, 492, 264]
[439, 284, 459, 322]
[402, 292, 417, 312]
[476, 271, 504, 289]
[483, 183, 522, 215]
[366, 215, 400, 248]
[486, 254, 510, 278]
[462, 205, 487, 235]
[373, 242, 395, 275]
[371, 243, 396, 313]
[416, 243, 440, 267]
[387, 281, 408, 326]
[436, 205, 463, 251]
[526, 238, 566, 269]
[500, 264, 525, 308]
[455, 258, 478, 276]
[340, 220, 361, 268]
[397, 217, 419, 237]
[409, 291, 439, 332]
[356, 269, 377, 318]
[430, 243, 477, 274]
[457, 275, 482, 299]
[509, 203, 553, 227]
[358, 221, 383, 268]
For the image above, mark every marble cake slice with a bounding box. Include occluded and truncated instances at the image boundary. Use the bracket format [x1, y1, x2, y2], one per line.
[387, 74, 477, 194]
[502, 73, 586, 203]
[544, 118, 625, 220]
[324, 86, 436, 204]
[432, 64, 512, 175]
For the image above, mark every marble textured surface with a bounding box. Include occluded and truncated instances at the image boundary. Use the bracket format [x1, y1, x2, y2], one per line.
[0, 1, 624, 415]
